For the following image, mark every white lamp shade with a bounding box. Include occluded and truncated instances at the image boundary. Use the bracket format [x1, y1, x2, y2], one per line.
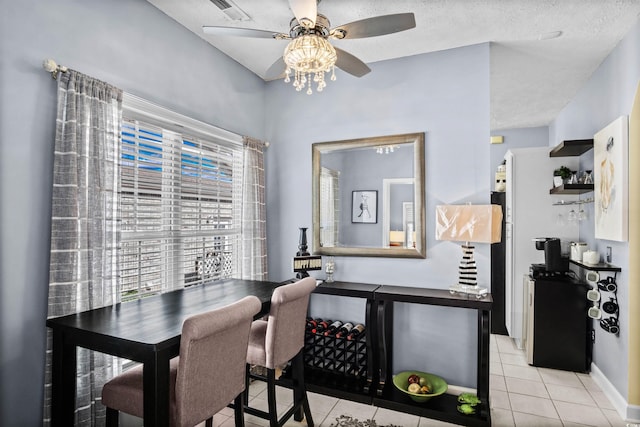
[435, 205, 503, 244]
[389, 231, 405, 246]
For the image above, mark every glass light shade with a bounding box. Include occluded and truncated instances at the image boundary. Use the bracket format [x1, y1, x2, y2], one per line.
[283, 35, 337, 94]
[375, 145, 398, 154]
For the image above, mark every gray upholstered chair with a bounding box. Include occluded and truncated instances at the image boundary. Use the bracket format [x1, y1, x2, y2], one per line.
[244, 276, 316, 427]
[101, 295, 262, 427]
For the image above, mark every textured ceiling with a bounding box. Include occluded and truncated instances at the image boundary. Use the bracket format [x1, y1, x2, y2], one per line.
[147, 0, 640, 130]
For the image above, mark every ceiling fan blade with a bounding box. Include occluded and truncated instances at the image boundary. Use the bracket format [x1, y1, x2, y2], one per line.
[202, 26, 287, 39]
[289, 0, 317, 28]
[331, 13, 416, 39]
[334, 47, 371, 77]
[264, 57, 286, 80]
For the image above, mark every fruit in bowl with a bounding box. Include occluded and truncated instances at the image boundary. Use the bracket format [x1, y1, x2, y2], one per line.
[407, 383, 421, 393]
[392, 371, 447, 403]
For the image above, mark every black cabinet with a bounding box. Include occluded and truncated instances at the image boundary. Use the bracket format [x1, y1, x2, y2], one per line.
[526, 277, 591, 372]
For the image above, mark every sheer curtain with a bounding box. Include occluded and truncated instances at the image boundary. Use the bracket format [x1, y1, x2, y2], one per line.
[241, 136, 268, 280]
[44, 70, 123, 426]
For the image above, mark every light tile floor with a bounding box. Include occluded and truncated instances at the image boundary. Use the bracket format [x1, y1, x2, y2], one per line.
[211, 334, 629, 427]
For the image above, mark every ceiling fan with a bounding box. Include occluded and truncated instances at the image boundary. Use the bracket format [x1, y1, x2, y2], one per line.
[202, 0, 416, 94]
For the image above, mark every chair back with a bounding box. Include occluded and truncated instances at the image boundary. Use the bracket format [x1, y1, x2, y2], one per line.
[264, 277, 316, 368]
[174, 295, 261, 427]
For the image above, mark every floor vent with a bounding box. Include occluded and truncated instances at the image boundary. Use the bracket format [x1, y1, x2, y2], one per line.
[209, 0, 250, 21]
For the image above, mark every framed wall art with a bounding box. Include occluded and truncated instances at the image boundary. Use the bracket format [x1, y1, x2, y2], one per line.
[594, 115, 629, 242]
[352, 190, 377, 223]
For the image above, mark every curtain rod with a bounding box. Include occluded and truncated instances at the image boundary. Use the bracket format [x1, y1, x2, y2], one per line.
[42, 59, 68, 80]
[41, 58, 269, 148]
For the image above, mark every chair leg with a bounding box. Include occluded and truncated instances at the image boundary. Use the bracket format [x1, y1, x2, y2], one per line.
[266, 368, 279, 427]
[234, 391, 246, 427]
[292, 351, 314, 427]
[105, 407, 119, 427]
[244, 360, 311, 427]
[301, 394, 314, 427]
[292, 358, 304, 422]
[244, 364, 251, 404]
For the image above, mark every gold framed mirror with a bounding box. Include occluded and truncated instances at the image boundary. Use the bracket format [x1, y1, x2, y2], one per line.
[312, 132, 426, 258]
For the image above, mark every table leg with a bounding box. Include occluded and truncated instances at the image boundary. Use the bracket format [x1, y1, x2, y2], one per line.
[376, 300, 393, 397]
[50, 329, 76, 427]
[477, 309, 491, 419]
[363, 297, 374, 394]
[143, 350, 171, 426]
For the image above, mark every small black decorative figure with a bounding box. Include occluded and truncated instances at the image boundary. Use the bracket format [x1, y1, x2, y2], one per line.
[296, 227, 310, 278]
[297, 227, 310, 256]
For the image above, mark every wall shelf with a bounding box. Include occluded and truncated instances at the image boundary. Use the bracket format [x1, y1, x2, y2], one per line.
[569, 259, 621, 272]
[549, 139, 594, 157]
[549, 139, 595, 196]
[552, 197, 594, 206]
[549, 184, 594, 195]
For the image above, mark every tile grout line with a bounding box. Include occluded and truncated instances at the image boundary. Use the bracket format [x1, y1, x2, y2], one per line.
[494, 335, 623, 427]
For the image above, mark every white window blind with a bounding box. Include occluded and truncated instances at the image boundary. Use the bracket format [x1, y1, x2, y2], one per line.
[119, 95, 243, 301]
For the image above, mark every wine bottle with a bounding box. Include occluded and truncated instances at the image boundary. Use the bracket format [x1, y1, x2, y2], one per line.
[335, 322, 354, 338]
[323, 320, 343, 336]
[314, 319, 331, 334]
[306, 317, 322, 332]
[346, 323, 365, 340]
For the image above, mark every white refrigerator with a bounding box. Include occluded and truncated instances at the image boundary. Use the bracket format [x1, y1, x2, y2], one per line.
[504, 147, 579, 349]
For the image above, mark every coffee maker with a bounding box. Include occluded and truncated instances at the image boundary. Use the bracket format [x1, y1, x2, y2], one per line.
[531, 237, 569, 278]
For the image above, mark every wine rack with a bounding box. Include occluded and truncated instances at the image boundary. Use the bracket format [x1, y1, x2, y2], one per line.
[303, 321, 367, 379]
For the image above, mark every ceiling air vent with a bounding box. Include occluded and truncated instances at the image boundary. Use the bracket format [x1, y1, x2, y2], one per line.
[209, 0, 250, 21]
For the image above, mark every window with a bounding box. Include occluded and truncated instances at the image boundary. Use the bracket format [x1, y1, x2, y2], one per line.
[319, 166, 340, 247]
[119, 95, 244, 301]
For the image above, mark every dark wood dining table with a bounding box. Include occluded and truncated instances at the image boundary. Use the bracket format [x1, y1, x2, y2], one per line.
[46, 278, 285, 427]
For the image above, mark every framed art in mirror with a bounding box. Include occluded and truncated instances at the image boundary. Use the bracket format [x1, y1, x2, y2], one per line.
[352, 190, 377, 224]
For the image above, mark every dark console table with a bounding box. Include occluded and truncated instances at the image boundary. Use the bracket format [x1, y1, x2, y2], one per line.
[305, 281, 492, 427]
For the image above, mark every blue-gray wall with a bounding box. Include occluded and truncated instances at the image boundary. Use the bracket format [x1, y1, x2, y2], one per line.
[0, 1, 264, 425]
[490, 126, 549, 184]
[550, 20, 640, 406]
[264, 43, 492, 387]
[2, 0, 637, 424]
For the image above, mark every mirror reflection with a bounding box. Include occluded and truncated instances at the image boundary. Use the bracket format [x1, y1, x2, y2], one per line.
[382, 178, 415, 248]
[312, 133, 425, 258]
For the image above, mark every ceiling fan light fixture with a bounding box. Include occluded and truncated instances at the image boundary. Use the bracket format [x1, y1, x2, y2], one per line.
[375, 145, 398, 154]
[283, 34, 337, 94]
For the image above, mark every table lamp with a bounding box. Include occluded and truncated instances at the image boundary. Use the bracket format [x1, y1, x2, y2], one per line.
[435, 204, 503, 297]
[389, 230, 405, 246]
